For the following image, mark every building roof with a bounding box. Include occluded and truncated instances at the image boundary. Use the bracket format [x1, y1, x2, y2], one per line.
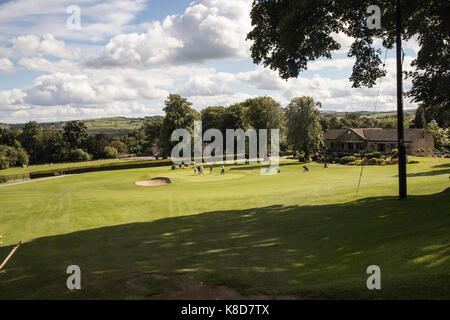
[323, 129, 346, 140]
[324, 128, 427, 142]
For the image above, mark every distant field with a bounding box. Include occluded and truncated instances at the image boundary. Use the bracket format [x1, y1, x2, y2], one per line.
[0, 117, 155, 136]
[0, 157, 449, 299]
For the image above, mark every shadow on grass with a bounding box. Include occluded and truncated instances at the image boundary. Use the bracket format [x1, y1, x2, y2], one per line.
[0, 189, 449, 300]
[432, 163, 450, 169]
[230, 162, 309, 171]
[405, 168, 450, 177]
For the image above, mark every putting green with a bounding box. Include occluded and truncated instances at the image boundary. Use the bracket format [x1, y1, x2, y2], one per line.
[0, 157, 449, 299]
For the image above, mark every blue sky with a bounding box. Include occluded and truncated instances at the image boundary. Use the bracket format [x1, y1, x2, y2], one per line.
[0, 0, 419, 123]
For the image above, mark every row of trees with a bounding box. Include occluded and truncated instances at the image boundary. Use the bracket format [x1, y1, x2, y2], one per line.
[1, 94, 448, 169]
[0, 121, 127, 169]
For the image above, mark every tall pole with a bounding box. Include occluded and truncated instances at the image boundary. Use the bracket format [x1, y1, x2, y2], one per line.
[396, 0, 407, 199]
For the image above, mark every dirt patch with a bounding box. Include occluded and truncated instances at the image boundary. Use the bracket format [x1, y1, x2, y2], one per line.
[135, 177, 171, 187]
[149, 277, 301, 300]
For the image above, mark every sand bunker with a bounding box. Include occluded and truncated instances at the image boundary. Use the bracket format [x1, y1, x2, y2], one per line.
[135, 177, 171, 187]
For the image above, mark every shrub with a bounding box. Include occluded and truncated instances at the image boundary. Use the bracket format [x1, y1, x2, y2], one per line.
[409, 160, 420, 164]
[340, 156, 356, 164]
[69, 149, 91, 161]
[103, 146, 118, 159]
[171, 165, 176, 170]
[348, 161, 357, 165]
[366, 152, 382, 159]
[367, 158, 378, 165]
[29, 159, 172, 179]
[0, 175, 8, 183]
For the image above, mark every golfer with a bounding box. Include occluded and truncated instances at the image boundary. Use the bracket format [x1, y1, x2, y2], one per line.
[221, 165, 225, 175]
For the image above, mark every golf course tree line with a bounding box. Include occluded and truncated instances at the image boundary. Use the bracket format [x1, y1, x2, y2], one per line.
[0, 94, 448, 169]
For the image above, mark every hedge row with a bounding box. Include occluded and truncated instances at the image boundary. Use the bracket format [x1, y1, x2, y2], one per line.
[28, 159, 173, 179]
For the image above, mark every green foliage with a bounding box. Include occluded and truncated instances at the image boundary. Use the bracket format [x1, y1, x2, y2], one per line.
[340, 156, 356, 164]
[69, 148, 91, 162]
[286, 96, 324, 160]
[366, 152, 382, 159]
[243, 96, 284, 130]
[103, 146, 118, 159]
[425, 124, 449, 152]
[367, 158, 378, 165]
[142, 117, 164, 154]
[160, 94, 200, 157]
[247, 0, 449, 110]
[63, 121, 88, 149]
[110, 140, 128, 154]
[0, 145, 29, 169]
[201, 106, 227, 132]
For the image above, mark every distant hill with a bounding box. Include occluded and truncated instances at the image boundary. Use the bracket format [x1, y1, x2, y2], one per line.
[0, 116, 161, 136]
[320, 109, 416, 119]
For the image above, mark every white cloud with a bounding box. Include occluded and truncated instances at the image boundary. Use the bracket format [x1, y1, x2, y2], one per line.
[0, 34, 80, 59]
[0, 0, 147, 43]
[88, 0, 252, 67]
[0, 58, 16, 73]
[180, 75, 232, 96]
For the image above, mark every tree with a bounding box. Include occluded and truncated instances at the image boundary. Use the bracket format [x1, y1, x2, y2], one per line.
[110, 140, 128, 154]
[120, 129, 147, 155]
[40, 128, 67, 163]
[19, 121, 43, 163]
[413, 103, 449, 128]
[243, 96, 284, 130]
[329, 116, 342, 129]
[247, 0, 450, 109]
[222, 103, 247, 130]
[285, 96, 324, 161]
[201, 106, 227, 133]
[319, 117, 331, 132]
[0, 145, 29, 169]
[425, 124, 449, 153]
[142, 117, 164, 154]
[63, 121, 88, 149]
[160, 94, 200, 157]
[84, 135, 109, 159]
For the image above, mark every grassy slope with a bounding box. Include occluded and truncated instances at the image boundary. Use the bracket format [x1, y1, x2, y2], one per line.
[0, 158, 449, 299]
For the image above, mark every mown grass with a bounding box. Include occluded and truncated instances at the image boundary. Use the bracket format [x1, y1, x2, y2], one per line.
[0, 157, 449, 299]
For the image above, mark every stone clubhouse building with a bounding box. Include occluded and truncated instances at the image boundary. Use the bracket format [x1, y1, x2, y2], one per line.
[324, 128, 434, 156]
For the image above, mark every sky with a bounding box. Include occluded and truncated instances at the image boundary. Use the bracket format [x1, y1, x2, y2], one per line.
[0, 0, 420, 123]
